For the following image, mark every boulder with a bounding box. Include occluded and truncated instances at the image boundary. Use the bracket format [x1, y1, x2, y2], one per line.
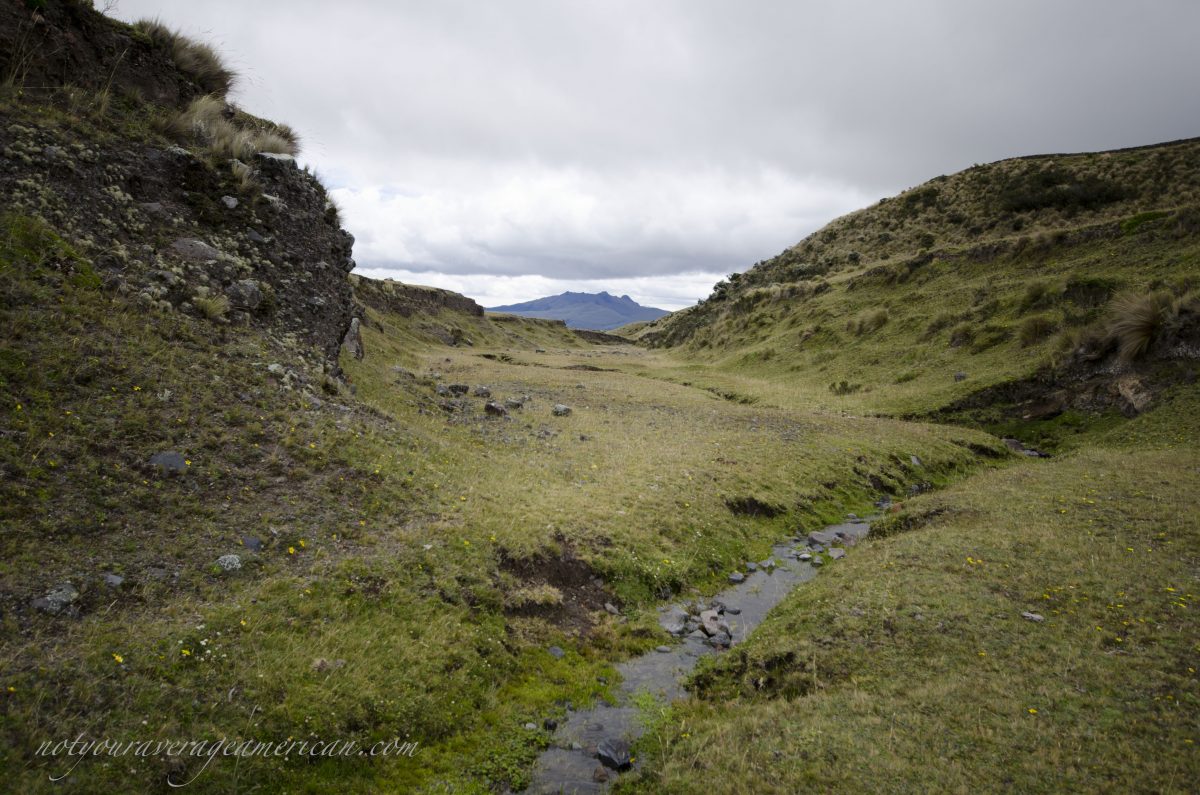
[473, 386, 492, 398]
[597, 737, 632, 771]
[728, 572, 746, 584]
[216, 554, 242, 572]
[484, 401, 508, 417]
[32, 583, 79, 614]
[226, 279, 263, 310]
[552, 404, 572, 416]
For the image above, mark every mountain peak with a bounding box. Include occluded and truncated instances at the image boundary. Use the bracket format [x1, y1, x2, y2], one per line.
[487, 291, 669, 330]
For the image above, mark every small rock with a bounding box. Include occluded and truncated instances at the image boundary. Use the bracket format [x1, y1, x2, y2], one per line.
[484, 401, 508, 417]
[32, 583, 79, 614]
[728, 571, 745, 584]
[699, 609, 722, 636]
[448, 384, 470, 395]
[597, 737, 632, 771]
[436, 384, 451, 396]
[102, 573, 124, 589]
[759, 558, 775, 570]
[954, 372, 968, 382]
[256, 152, 296, 165]
[548, 645, 566, 659]
[910, 455, 923, 468]
[725, 606, 741, 616]
[504, 397, 525, 409]
[811, 556, 825, 567]
[473, 386, 492, 397]
[246, 228, 267, 244]
[798, 552, 813, 562]
[829, 548, 846, 560]
[552, 404, 572, 416]
[524, 723, 537, 731]
[220, 195, 239, 209]
[745, 561, 758, 573]
[593, 765, 610, 783]
[215, 554, 242, 572]
[146, 566, 169, 580]
[170, 238, 223, 262]
[604, 602, 620, 616]
[706, 631, 732, 648]
[148, 451, 188, 476]
[241, 536, 263, 552]
[1022, 611, 1045, 623]
[535, 348, 547, 353]
[655, 645, 671, 653]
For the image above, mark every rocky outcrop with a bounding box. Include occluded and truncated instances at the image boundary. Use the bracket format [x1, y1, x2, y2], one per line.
[0, 5, 358, 365]
[350, 274, 485, 318]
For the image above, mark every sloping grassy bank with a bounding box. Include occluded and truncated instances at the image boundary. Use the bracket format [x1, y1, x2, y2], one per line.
[621, 388, 1200, 794]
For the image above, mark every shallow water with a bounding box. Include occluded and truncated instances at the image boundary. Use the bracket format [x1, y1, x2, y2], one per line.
[524, 519, 871, 793]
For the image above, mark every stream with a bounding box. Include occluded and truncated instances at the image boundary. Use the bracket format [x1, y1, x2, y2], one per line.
[523, 518, 873, 793]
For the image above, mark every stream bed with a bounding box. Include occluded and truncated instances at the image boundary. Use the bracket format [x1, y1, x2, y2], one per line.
[524, 518, 872, 793]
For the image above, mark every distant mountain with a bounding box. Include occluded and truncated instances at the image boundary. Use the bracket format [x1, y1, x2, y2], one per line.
[487, 291, 669, 330]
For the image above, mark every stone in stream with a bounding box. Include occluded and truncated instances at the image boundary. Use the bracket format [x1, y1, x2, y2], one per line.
[706, 631, 732, 649]
[660, 606, 689, 635]
[797, 552, 813, 562]
[593, 766, 610, 783]
[699, 609, 726, 637]
[728, 571, 746, 584]
[808, 529, 839, 547]
[725, 606, 741, 616]
[655, 645, 672, 653]
[745, 561, 759, 573]
[597, 737, 632, 771]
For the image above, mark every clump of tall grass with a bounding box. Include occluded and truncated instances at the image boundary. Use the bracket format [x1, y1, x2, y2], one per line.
[1105, 291, 1195, 362]
[846, 308, 889, 336]
[1018, 315, 1058, 347]
[167, 96, 299, 161]
[134, 18, 235, 97]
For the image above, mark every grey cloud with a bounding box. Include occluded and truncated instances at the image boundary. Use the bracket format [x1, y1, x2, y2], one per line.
[113, 0, 1200, 299]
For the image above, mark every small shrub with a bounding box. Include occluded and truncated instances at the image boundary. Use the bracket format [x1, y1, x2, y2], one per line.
[1019, 315, 1058, 347]
[948, 322, 975, 348]
[970, 323, 1012, 353]
[829, 380, 861, 395]
[1019, 280, 1058, 312]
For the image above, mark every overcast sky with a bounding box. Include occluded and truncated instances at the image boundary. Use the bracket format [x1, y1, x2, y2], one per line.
[111, 1, 1200, 310]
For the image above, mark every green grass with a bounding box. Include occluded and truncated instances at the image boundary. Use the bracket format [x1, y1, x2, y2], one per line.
[620, 389, 1200, 794]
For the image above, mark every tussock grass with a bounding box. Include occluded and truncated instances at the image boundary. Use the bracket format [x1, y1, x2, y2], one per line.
[193, 292, 229, 320]
[134, 18, 235, 97]
[167, 95, 300, 162]
[1018, 314, 1057, 347]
